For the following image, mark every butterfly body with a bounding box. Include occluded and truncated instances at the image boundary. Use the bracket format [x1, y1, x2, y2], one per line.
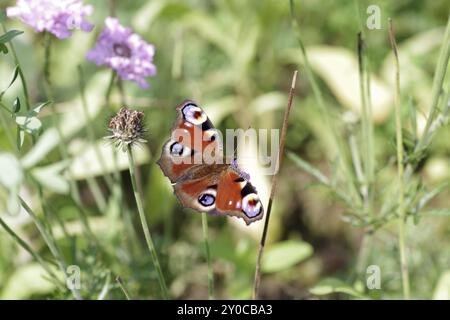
[157, 100, 264, 225]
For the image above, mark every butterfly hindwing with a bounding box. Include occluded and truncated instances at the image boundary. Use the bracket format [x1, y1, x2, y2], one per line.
[214, 170, 264, 225]
[174, 168, 264, 225]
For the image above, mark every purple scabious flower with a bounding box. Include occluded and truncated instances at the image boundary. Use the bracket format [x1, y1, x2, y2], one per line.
[87, 17, 156, 89]
[6, 0, 94, 39]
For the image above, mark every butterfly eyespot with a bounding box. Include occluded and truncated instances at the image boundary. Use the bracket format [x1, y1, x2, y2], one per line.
[242, 193, 262, 218]
[169, 141, 192, 157]
[198, 189, 217, 208]
[170, 142, 183, 156]
[182, 103, 207, 125]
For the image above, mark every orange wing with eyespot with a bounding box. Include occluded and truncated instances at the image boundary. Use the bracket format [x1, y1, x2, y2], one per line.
[157, 100, 221, 183]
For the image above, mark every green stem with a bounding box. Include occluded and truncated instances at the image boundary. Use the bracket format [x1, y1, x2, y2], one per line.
[126, 145, 169, 299]
[116, 276, 132, 300]
[105, 70, 139, 251]
[0, 101, 12, 114]
[388, 18, 410, 300]
[42, 32, 94, 239]
[105, 70, 136, 248]
[355, 0, 375, 275]
[105, 71, 123, 195]
[106, 71, 116, 107]
[383, 18, 450, 230]
[355, 232, 372, 276]
[1, 22, 31, 111]
[0, 215, 64, 288]
[0, 102, 18, 153]
[109, 0, 117, 17]
[419, 16, 450, 140]
[1, 26, 73, 247]
[202, 213, 214, 299]
[357, 32, 375, 217]
[85, 178, 107, 212]
[36, 184, 70, 240]
[19, 197, 82, 299]
[289, 0, 362, 208]
[117, 78, 127, 106]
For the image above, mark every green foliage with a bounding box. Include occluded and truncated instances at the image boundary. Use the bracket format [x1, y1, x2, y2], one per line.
[0, 30, 22, 54]
[0, 0, 448, 300]
[310, 278, 369, 299]
[262, 240, 313, 273]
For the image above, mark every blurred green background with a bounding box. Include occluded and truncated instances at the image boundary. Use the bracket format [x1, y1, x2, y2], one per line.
[0, 0, 449, 299]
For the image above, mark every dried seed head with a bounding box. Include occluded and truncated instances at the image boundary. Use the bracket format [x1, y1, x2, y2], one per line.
[107, 107, 146, 150]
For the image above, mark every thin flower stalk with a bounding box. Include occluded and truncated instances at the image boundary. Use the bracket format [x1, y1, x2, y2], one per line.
[388, 18, 410, 300]
[253, 71, 298, 299]
[108, 107, 168, 299]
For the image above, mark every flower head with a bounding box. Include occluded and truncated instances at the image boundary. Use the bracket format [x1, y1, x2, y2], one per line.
[107, 107, 146, 150]
[6, 0, 94, 39]
[87, 17, 156, 88]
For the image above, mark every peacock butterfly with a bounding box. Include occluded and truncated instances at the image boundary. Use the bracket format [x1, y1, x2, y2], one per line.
[157, 100, 264, 225]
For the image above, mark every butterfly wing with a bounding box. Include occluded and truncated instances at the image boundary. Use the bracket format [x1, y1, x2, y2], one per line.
[158, 100, 263, 225]
[157, 100, 222, 183]
[214, 169, 264, 225]
[174, 168, 264, 225]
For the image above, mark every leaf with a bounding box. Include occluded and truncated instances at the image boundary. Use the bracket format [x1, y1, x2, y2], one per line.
[6, 190, 20, 215]
[31, 101, 50, 115]
[21, 129, 59, 168]
[0, 65, 19, 99]
[407, 97, 417, 141]
[51, 216, 114, 239]
[0, 30, 24, 44]
[97, 272, 111, 300]
[15, 115, 42, 135]
[12, 97, 20, 113]
[421, 209, 450, 217]
[13, 101, 49, 136]
[0, 43, 8, 54]
[249, 92, 287, 115]
[200, 96, 240, 124]
[381, 28, 444, 128]
[16, 128, 25, 150]
[0, 153, 23, 190]
[134, 0, 167, 32]
[285, 46, 393, 123]
[412, 182, 448, 224]
[30, 161, 70, 194]
[134, 0, 191, 32]
[0, 153, 23, 215]
[69, 139, 151, 179]
[183, 12, 234, 56]
[262, 240, 313, 273]
[310, 278, 369, 299]
[287, 151, 330, 185]
[0, 263, 58, 299]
